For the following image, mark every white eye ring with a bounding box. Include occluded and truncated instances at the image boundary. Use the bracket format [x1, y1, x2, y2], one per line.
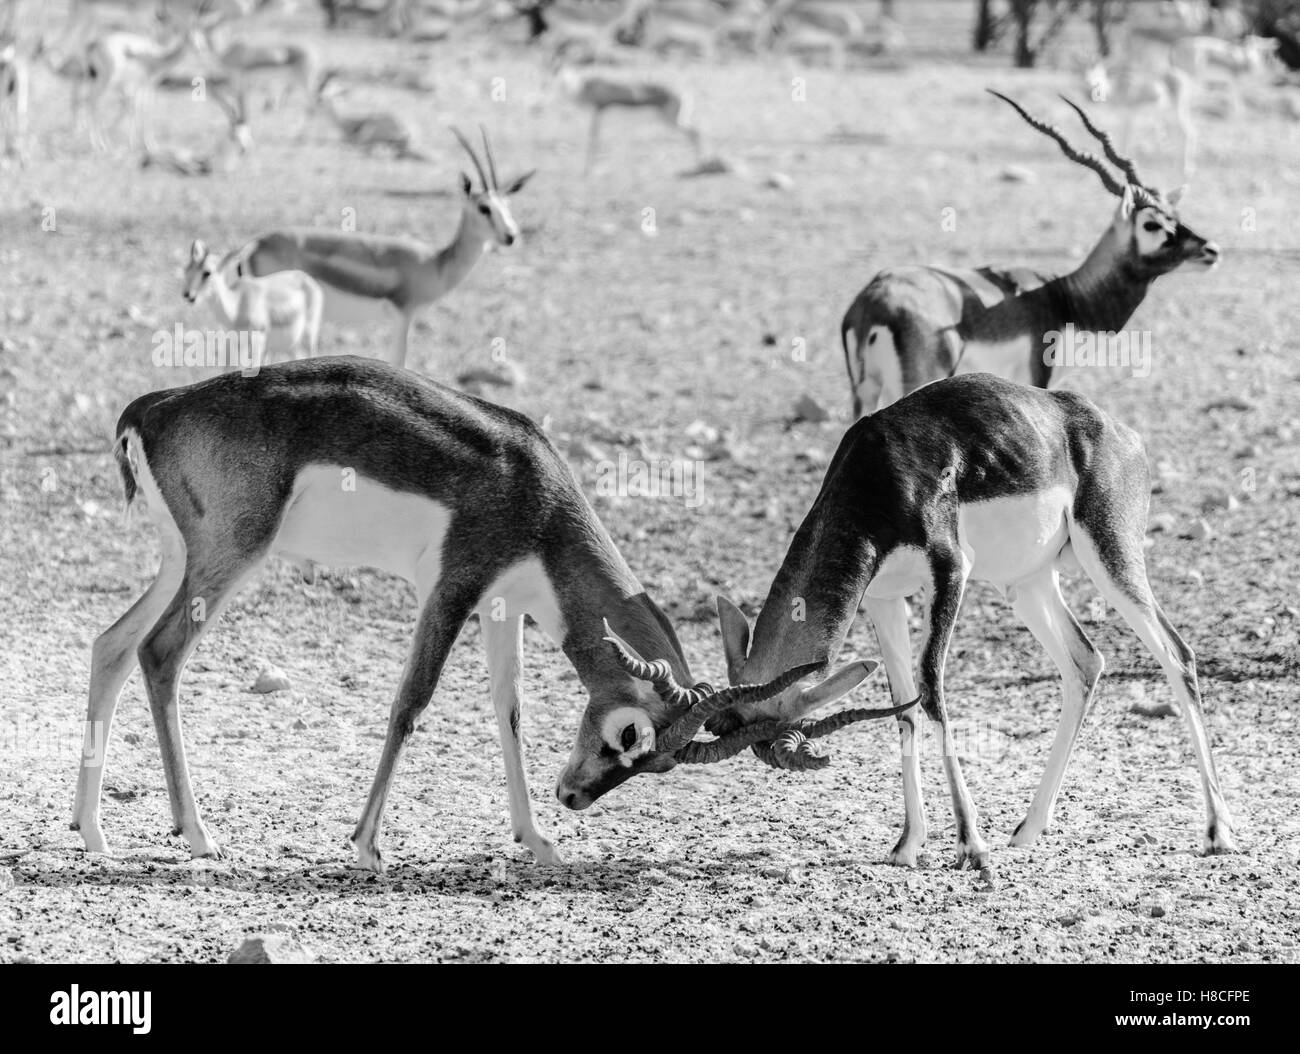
[602, 707, 656, 767]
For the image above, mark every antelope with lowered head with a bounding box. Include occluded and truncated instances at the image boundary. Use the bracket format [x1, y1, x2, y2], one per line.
[840, 92, 1220, 418]
[73, 356, 817, 870]
[557, 373, 1239, 869]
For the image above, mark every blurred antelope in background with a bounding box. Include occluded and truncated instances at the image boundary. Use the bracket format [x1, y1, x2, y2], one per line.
[553, 58, 702, 172]
[841, 92, 1219, 417]
[0, 36, 29, 164]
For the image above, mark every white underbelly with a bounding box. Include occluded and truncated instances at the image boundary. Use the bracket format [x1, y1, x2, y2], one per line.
[955, 334, 1036, 384]
[318, 283, 401, 327]
[273, 466, 450, 592]
[958, 488, 1072, 587]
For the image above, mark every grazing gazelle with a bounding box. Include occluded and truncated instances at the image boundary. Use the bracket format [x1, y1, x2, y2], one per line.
[313, 72, 427, 160]
[232, 127, 532, 369]
[183, 238, 324, 363]
[553, 61, 702, 173]
[73, 356, 821, 868]
[558, 374, 1239, 867]
[840, 92, 1220, 418]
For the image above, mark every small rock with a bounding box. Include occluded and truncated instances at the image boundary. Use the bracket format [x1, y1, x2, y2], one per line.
[792, 393, 830, 424]
[565, 438, 605, 463]
[684, 420, 721, 446]
[764, 170, 794, 190]
[1201, 396, 1257, 413]
[228, 929, 314, 964]
[1000, 163, 1037, 183]
[250, 665, 292, 694]
[1057, 913, 1083, 927]
[1201, 491, 1240, 513]
[1148, 513, 1177, 534]
[1234, 443, 1262, 460]
[1181, 518, 1215, 541]
[1149, 905, 1167, 919]
[457, 361, 524, 389]
[0, 867, 14, 894]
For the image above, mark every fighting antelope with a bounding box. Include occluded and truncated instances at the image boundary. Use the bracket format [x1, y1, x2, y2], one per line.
[232, 127, 532, 369]
[313, 72, 426, 160]
[841, 92, 1219, 418]
[72, 356, 816, 869]
[559, 373, 1239, 867]
[553, 61, 702, 173]
[183, 239, 323, 362]
[0, 38, 28, 164]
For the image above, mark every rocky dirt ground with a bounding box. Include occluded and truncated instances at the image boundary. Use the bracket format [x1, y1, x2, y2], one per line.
[1, 6, 1298, 962]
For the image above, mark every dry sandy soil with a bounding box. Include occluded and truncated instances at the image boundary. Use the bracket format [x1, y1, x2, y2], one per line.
[1, 5, 1298, 963]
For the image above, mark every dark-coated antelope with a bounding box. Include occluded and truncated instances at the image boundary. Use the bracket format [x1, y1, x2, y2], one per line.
[840, 92, 1220, 418]
[74, 357, 815, 870]
[231, 127, 532, 369]
[558, 373, 1239, 868]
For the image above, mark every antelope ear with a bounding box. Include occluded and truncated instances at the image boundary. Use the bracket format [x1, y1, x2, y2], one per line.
[797, 660, 880, 711]
[189, 238, 207, 262]
[459, 171, 473, 196]
[716, 596, 750, 684]
[503, 169, 536, 195]
[1165, 183, 1188, 207]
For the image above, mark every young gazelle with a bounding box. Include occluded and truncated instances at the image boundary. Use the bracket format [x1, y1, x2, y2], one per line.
[183, 239, 323, 363]
[557, 374, 1239, 868]
[841, 92, 1220, 418]
[74, 356, 821, 868]
[232, 128, 531, 369]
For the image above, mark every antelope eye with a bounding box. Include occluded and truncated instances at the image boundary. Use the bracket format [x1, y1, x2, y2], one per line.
[620, 724, 639, 752]
[1143, 221, 1163, 233]
[479, 205, 491, 216]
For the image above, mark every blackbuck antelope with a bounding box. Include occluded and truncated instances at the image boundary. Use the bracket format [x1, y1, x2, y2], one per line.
[841, 92, 1220, 418]
[562, 374, 1239, 867]
[233, 127, 532, 369]
[183, 239, 323, 362]
[74, 356, 820, 869]
[553, 62, 702, 173]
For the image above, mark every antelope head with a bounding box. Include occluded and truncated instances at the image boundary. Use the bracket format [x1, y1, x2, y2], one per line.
[989, 90, 1220, 279]
[451, 124, 535, 251]
[556, 602, 902, 809]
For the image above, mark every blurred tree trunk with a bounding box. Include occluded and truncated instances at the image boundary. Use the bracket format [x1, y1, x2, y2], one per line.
[974, 0, 1001, 51]
[1009, 0, 1083, 67]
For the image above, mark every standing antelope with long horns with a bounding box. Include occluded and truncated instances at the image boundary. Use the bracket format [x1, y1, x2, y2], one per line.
[841, 92, 1220, 418]
[231, 127, 532, 369]
[75, 356, 828, 869]
[559, 373, 1239, 868]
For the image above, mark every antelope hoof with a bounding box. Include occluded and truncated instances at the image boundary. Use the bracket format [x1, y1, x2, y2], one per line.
[520, 834, 563, 866]
[1203, 825, 1240, 856]
[74, 822, 110, 855]
[1008, 816, 1045, 847]
[187, 828, 224, 860]
[887, 836, 924, 868]
[353, 842, 386, 875]
[954, 835, 990, 871]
